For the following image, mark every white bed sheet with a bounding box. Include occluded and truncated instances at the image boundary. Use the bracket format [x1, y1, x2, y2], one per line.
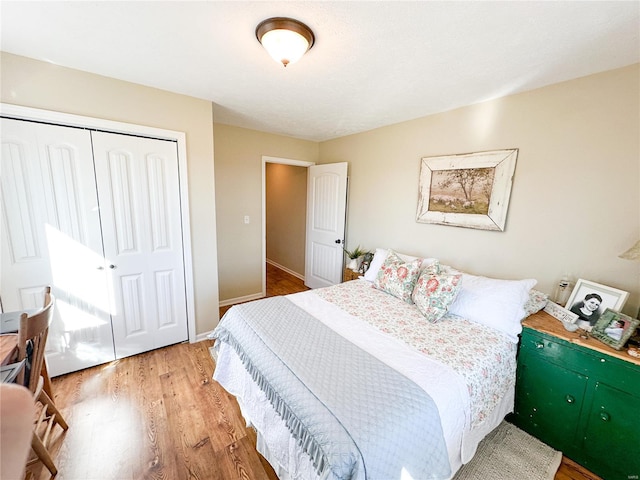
[213, 288, 516, 479]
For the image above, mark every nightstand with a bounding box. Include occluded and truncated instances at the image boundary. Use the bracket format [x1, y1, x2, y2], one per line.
[512, 310, 640, 480]
[342, 268, 360, 282]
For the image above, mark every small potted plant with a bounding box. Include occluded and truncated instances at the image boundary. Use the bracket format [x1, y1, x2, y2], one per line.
[343, 245, 368, 271]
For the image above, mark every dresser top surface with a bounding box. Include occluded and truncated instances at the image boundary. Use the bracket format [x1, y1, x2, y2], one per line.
[523, 310, 640, 366]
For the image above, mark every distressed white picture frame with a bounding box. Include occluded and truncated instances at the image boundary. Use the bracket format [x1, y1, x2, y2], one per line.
[565, 279, 629, 314]
[416, 149, 518, 231]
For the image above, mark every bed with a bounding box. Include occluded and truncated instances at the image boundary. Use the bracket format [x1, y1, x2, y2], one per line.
[211, 249, 545, 480]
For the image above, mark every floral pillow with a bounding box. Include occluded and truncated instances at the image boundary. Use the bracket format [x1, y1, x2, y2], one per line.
[412, 271, 462, 322]
[374, 250, 423, 303]
[523, 289, 549, 316]
[364, 247, 438, 282]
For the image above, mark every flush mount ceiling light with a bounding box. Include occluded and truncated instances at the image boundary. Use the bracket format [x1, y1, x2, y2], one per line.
[256, 17, 315, 67]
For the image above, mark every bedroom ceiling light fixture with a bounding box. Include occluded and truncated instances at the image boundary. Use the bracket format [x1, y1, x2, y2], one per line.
[256, 17, 315, 67]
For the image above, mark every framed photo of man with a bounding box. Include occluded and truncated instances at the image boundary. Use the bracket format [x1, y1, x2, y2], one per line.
[591, 309, 640, 350]
[565, 279, 629, 331]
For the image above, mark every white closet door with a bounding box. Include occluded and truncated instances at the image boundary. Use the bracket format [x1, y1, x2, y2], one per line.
[0, 118, 116, 376]
[91, 131, 188, 359]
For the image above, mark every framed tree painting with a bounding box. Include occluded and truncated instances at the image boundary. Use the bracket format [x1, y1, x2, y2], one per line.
[416, 149, 518, 231]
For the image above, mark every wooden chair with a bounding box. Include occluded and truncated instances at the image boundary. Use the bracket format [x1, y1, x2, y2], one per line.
[18, 287, 55, 398]
[17, 287, 69, 478]
[0, 384, 35, 480]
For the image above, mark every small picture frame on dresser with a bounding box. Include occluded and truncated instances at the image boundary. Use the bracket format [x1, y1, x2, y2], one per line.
[591, 308, 640, 350]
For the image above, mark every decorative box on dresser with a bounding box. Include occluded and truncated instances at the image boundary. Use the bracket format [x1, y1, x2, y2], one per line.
[512, 310, 640, 480]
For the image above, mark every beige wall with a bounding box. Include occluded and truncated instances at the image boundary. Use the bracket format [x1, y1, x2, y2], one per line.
[320, 64, 640, 316]
[266, 163, 307, 276]
[213, 124, 318, 302]
[4, 51, 637, 324]
[0, 52, 220, 335]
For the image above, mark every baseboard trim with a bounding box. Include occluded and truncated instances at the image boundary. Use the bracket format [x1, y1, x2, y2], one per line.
[219, 292, 265, 307]
[217, 261, 304, 310]
[266, 259, 305, 281]
[194, 331, 214, 342]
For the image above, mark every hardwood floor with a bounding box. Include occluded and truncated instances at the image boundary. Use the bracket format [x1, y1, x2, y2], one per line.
[555, 458, 603, 480]
[30, 339, 277, 480]
[219, 263, 309, 317]
[33, 265, 596, 480]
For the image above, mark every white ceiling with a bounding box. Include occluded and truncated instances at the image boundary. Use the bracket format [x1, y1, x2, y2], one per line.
[1, 1, 638, 142]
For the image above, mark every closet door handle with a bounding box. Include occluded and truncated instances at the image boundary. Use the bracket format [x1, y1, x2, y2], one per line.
[97, 266, 104, 270]
[108, 264, 116, 269]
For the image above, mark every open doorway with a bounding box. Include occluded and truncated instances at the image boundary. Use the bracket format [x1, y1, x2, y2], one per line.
[262, 156, 315, 295]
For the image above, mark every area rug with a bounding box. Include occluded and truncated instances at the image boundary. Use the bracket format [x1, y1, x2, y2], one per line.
[453, 421, 562, 480]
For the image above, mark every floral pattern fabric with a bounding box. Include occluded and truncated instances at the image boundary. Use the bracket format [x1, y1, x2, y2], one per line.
[315, 279, 517, 427]
[373, 250, 423, 303]
[412, 271, 462, 322]
[524, 289, 549, 316]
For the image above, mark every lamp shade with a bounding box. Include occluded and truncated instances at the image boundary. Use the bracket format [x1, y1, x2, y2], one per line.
[256, 17, 314, 67]
[619, 240, 640, 261]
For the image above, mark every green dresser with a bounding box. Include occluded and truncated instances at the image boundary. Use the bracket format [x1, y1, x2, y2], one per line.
[512, 311, 640, 480]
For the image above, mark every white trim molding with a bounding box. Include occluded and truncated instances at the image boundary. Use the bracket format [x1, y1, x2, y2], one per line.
[266, 259, 305, 281]
[219, 292, 264, 308]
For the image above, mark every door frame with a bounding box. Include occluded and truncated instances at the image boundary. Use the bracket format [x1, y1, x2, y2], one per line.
[0, 103, 197, 343]
[261, 156, 315, 296]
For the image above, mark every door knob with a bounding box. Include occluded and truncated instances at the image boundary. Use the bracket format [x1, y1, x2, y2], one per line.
[108, 264, 116, 269]
[335, 239, 342, 244]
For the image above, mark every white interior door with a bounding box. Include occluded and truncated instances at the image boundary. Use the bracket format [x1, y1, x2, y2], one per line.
[0, 118, 115, 376]
[304, 162, 348, 289]
[91, 131, 188, 359]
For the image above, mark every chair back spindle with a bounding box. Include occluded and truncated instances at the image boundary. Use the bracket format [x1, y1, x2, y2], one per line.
[17, 287, 54, 393]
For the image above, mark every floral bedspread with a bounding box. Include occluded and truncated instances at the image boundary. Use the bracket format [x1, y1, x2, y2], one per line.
[314, 279, 518, 427]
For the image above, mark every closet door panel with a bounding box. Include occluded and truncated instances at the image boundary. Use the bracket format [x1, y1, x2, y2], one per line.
[0, 119, 115, 376]
[91, 131, 188, 359]
[1, 124, 44, 281]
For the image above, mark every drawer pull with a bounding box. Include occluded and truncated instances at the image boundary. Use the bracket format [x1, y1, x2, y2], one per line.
[535, 342, 545, 349]
[565, 395, 575, 404]
[600, 412, 610, 422]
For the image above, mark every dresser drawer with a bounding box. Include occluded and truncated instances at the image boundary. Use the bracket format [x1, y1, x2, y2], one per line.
[520, 328, 640, 396]
[521, 329, 603, 374]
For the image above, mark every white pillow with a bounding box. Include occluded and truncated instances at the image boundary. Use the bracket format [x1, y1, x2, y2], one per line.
[363, 248, 437, 282]
[447, 273, 537, 342]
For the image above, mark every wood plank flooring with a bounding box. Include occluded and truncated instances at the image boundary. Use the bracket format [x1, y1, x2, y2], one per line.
[219, 263, 309, 317]
[31, 264, 596, 480]
[29, 339, 277, 480]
